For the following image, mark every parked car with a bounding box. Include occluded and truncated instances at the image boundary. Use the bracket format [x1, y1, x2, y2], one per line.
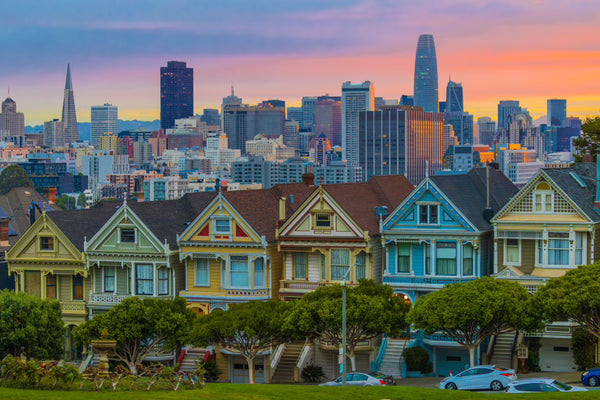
[507, 378, 587, 393]
[319, 372, 389, 386]
[582, 367, 600, 386]
[439, 365, 517, 391]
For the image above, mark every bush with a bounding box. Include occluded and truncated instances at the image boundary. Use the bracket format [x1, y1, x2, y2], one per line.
[402, 346, 432, 374]
[301, 363, 324, 383]
[572, 330, 597, 371]
[200, 359, 221, 382]
[523, 337, 541, 372]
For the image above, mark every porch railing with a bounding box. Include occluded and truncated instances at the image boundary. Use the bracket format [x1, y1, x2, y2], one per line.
[383, 276, 477, 286]
[61, 301, 87, 314]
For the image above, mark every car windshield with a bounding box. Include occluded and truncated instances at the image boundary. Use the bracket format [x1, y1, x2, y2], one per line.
[552, 380, 572, 391]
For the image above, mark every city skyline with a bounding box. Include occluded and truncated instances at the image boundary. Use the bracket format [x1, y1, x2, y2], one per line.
[2, 1, 599, 125]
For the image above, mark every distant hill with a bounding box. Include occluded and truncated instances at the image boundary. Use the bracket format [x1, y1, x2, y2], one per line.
[25, 120, 161, 142]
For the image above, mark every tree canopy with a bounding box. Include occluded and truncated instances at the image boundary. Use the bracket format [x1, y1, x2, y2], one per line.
[77, 193, 87, 209]
[535, 263, 600, 339]
[192, 300, 290, 384]
[573, 116, 600, 162]
[407, 277, 540, 367]
[0, 165, 33, 195]
[285, 279, 410, 371]
[56, 194, 77, 210]
[0, 289, 64, 360]
[73, 296, 196, 374]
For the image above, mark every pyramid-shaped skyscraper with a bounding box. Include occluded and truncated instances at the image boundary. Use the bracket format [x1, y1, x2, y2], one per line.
[61, 64, 79, 144]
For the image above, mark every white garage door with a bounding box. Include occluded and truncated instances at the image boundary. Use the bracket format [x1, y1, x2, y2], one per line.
[539, 339, 577, 372]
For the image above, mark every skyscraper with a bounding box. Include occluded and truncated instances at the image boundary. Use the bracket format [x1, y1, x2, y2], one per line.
[413, 34, 439, 113]
[315, 98, 342, 146]
[497, 100, 521, 130]
[44, 119, 64, 148]
[160, 61, 193, 130]
[547, 99, 567, 127]
[301, 96, 317, 130]
[61, 64, 79, 144]
[342, 81, 374, 166]
[91, 103, 118, 148]
[0, 97, 25, 144]
[445, 80, 463, 113]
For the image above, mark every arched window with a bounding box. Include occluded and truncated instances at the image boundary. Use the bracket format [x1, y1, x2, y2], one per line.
[533, 182, 553, 213]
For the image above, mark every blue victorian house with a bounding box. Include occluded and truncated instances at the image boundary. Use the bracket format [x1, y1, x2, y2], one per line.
[377, 167, 518, 377]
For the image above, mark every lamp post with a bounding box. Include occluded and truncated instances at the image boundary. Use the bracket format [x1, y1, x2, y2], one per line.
[341, 264, 355, 385]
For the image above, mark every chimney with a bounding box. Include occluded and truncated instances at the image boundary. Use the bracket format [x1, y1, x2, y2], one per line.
[483, 166, 494, 222]
[595, 157, 600, 210]
[302, 172, 315, 186]
[0, 215, 10, 247]
[279, 197, 287, 220]
[44, 187, 57, 205]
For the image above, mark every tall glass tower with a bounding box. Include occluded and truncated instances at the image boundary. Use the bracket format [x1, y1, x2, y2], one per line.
[160, 61, 193, 130]
[413, 34, 439, 113]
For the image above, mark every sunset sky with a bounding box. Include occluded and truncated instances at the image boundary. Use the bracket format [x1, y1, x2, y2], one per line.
[2, 0, 599, 125]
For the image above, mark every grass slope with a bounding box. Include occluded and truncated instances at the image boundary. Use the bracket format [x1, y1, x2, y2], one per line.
[1, 384, 598, 400]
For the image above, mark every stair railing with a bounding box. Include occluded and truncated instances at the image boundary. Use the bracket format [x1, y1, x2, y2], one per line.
[79, 347, 94, 373]
[294, 339, 313, 383]
[371, 334, 388, 372]
[269, 343, 286, 380]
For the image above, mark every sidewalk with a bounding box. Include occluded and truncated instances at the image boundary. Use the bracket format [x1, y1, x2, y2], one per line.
[396, 371, 583, 388]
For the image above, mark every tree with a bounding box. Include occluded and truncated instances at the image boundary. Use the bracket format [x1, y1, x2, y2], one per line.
[286, 280, 410, 371]
[56, 194, 77, 210]
[77, 193, 87, 209]
[0, 290, 64, 360]
[192, 300, 290, 384]
[407, 277, 540, 368]
[0, 165, 33, 195]
[73, 296, 196, 374]
[573, 116, 600, 162]
[536, 263, 600, 341]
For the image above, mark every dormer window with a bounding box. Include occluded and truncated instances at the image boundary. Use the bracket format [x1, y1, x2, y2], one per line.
[315, 213, 332, 228]
[419, 204, 438, 224]
[533, 182, 553, 213]
[40, 236, 54, 251]
[213, 218, 231, 233]
[120, 228, 135, 243]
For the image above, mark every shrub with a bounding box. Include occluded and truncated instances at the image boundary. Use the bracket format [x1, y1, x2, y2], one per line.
[200, 359, 221, 382]
[402, 346, 432, 374]
[572, 330, 597, 371]
[301, 363, 324, 383]
[523, 337, 541, 372]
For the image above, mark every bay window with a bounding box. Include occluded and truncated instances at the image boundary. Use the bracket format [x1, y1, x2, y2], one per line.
[576, 232, 585, 265]
[104, 266, 116, 292]
[331, 249, 350, 281]
[436, 242, 457, 275]
[506, 239, 520, 264]
[230, 256, 249, 287]
[397, 244, 411, 273]
[548, 233, 569, 265]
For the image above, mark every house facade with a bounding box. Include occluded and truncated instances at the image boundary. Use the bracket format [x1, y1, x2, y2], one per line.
[492, 163, 600, 372]
[380, 168, 518, 377]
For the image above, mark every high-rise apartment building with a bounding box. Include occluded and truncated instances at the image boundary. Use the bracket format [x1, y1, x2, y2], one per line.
[61, 64, 79, 144]
[547, 99, 567, 127]
[91, 103, 118, 148]
[497, 100, 521, 130]
[301, 96, 317, 130]
[445, 80, 463, 113]
[44, 119, 65, 148]
[315, 98, 342, 146]
[0, 97, 25, 144]
[358, 106, 444, 183]
[413, 34, 439, 113]
[342, 81, 374, 166]
[160, 61, 193, 130]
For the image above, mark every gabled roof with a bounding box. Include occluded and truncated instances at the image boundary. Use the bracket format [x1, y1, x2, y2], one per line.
[321, 175, 414, 234]
[430, 168, 518, 231]
[541, 163, 600, 222]
[49, 205, 118, 251]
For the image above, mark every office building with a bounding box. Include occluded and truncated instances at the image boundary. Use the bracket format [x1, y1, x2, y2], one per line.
[315, 98, 342, 146]
[547, 99, 567, 127]
[477, 117, 496, 146]
[61, 64, 79, 144]
[445, 80, 463, 113]
[91, 103, 118, 148]
[342, 81, 374, 166]
[287, 107, 302, 123]
[44, 119, 65, 148]
[301, 96, 317, 130]
[400, 95, 414, 106]
[498, 100, 521, 130]
[413, 34, 439, 113]
[222, 105, 285, 154]
[160, 61, 193, 130]
[444, 111, 474, 145]
[358, 106, 444, 183]
[259, 99, 285, 109]
[99, 132, 119, 153]
[0, 97, 25, 144]
[284, 120, 300, 150]
[201, 109, 220, 126]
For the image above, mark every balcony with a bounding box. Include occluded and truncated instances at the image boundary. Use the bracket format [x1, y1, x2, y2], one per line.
[87, 292, 130, 307]
[225, 288, 271, 297]
[60, 301, 87, 315]
[280, 280, 359, 294]
[383, 275, 477, 289]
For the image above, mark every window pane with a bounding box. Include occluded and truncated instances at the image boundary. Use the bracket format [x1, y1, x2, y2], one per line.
[215, 219, 230, 233]
[436, 243, 457, 275]
[397, 244, 410, 273]
[331, 249, 350, 280]
[195, 259, 209, 286]
[315, 213, 331, 227]
[463, 244, 473, 275]
[230, 256, 249, 287]
[429, 205, 437, 224]
[548, 239, 569, 265]
[104, 266, 115, 292]
[46, 274, 57, 299]
[506, 240, 519, 263]
[425, 244, 431, 275]
[419, 205, 428, 224]
[576, 232, 584, 265]
[356, 252, 366, 280]
[294, 253, 307, 279]
[73, 275, 84, 300]
[121, 229, 135, 243]
[253, 258, 264, 288]
[136, 264, 153, 295]
[321, 254, 326, 280]
[158, 268, 169, 295]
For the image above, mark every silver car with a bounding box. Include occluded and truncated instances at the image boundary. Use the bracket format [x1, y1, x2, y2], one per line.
[319, 372, 389, 386]
[439, 365, 517, 391]
[507, 378, 587, 393]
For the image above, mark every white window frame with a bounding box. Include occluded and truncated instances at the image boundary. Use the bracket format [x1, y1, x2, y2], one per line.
[195, 259, 210, 287]
[504, 239, 521, 266]
[417, 203, 439, 225]
[104, 266, 116, 293]
[532, 186, 553, 213]
[213, 217, 232, 234]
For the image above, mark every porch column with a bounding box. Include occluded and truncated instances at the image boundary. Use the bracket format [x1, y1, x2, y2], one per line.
[493, 226, 498, 274]
[153, 262, 157, 296]
[569, 227, 575, 266]
[130, 264, 135, 295]
[542, 226, 548, 266]
[431, 240, 436, 275]
[41, 272, 46, 299]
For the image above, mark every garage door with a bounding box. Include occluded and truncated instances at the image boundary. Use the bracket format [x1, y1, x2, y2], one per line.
[539, 339, 576, 372]
[232, 357, 266, 383]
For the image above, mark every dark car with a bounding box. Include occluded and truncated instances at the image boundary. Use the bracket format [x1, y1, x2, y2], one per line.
[582, 367, 600, 387]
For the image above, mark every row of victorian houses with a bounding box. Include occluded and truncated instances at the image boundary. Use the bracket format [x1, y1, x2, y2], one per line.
[5, 163, 599, 382]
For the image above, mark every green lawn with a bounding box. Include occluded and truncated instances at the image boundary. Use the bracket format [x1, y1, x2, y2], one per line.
[0, 384, 598, 400]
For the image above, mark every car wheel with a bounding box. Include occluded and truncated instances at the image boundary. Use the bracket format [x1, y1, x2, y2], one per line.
[445, 382, 458, 390]
[589, 376, 599, 387]
[490, 380, 504, 391]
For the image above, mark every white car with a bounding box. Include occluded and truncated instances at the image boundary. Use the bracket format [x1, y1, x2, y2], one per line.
[319, 372, 389, 386]
[439, 365, 517, 391]
[506, 378, 587, 393]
